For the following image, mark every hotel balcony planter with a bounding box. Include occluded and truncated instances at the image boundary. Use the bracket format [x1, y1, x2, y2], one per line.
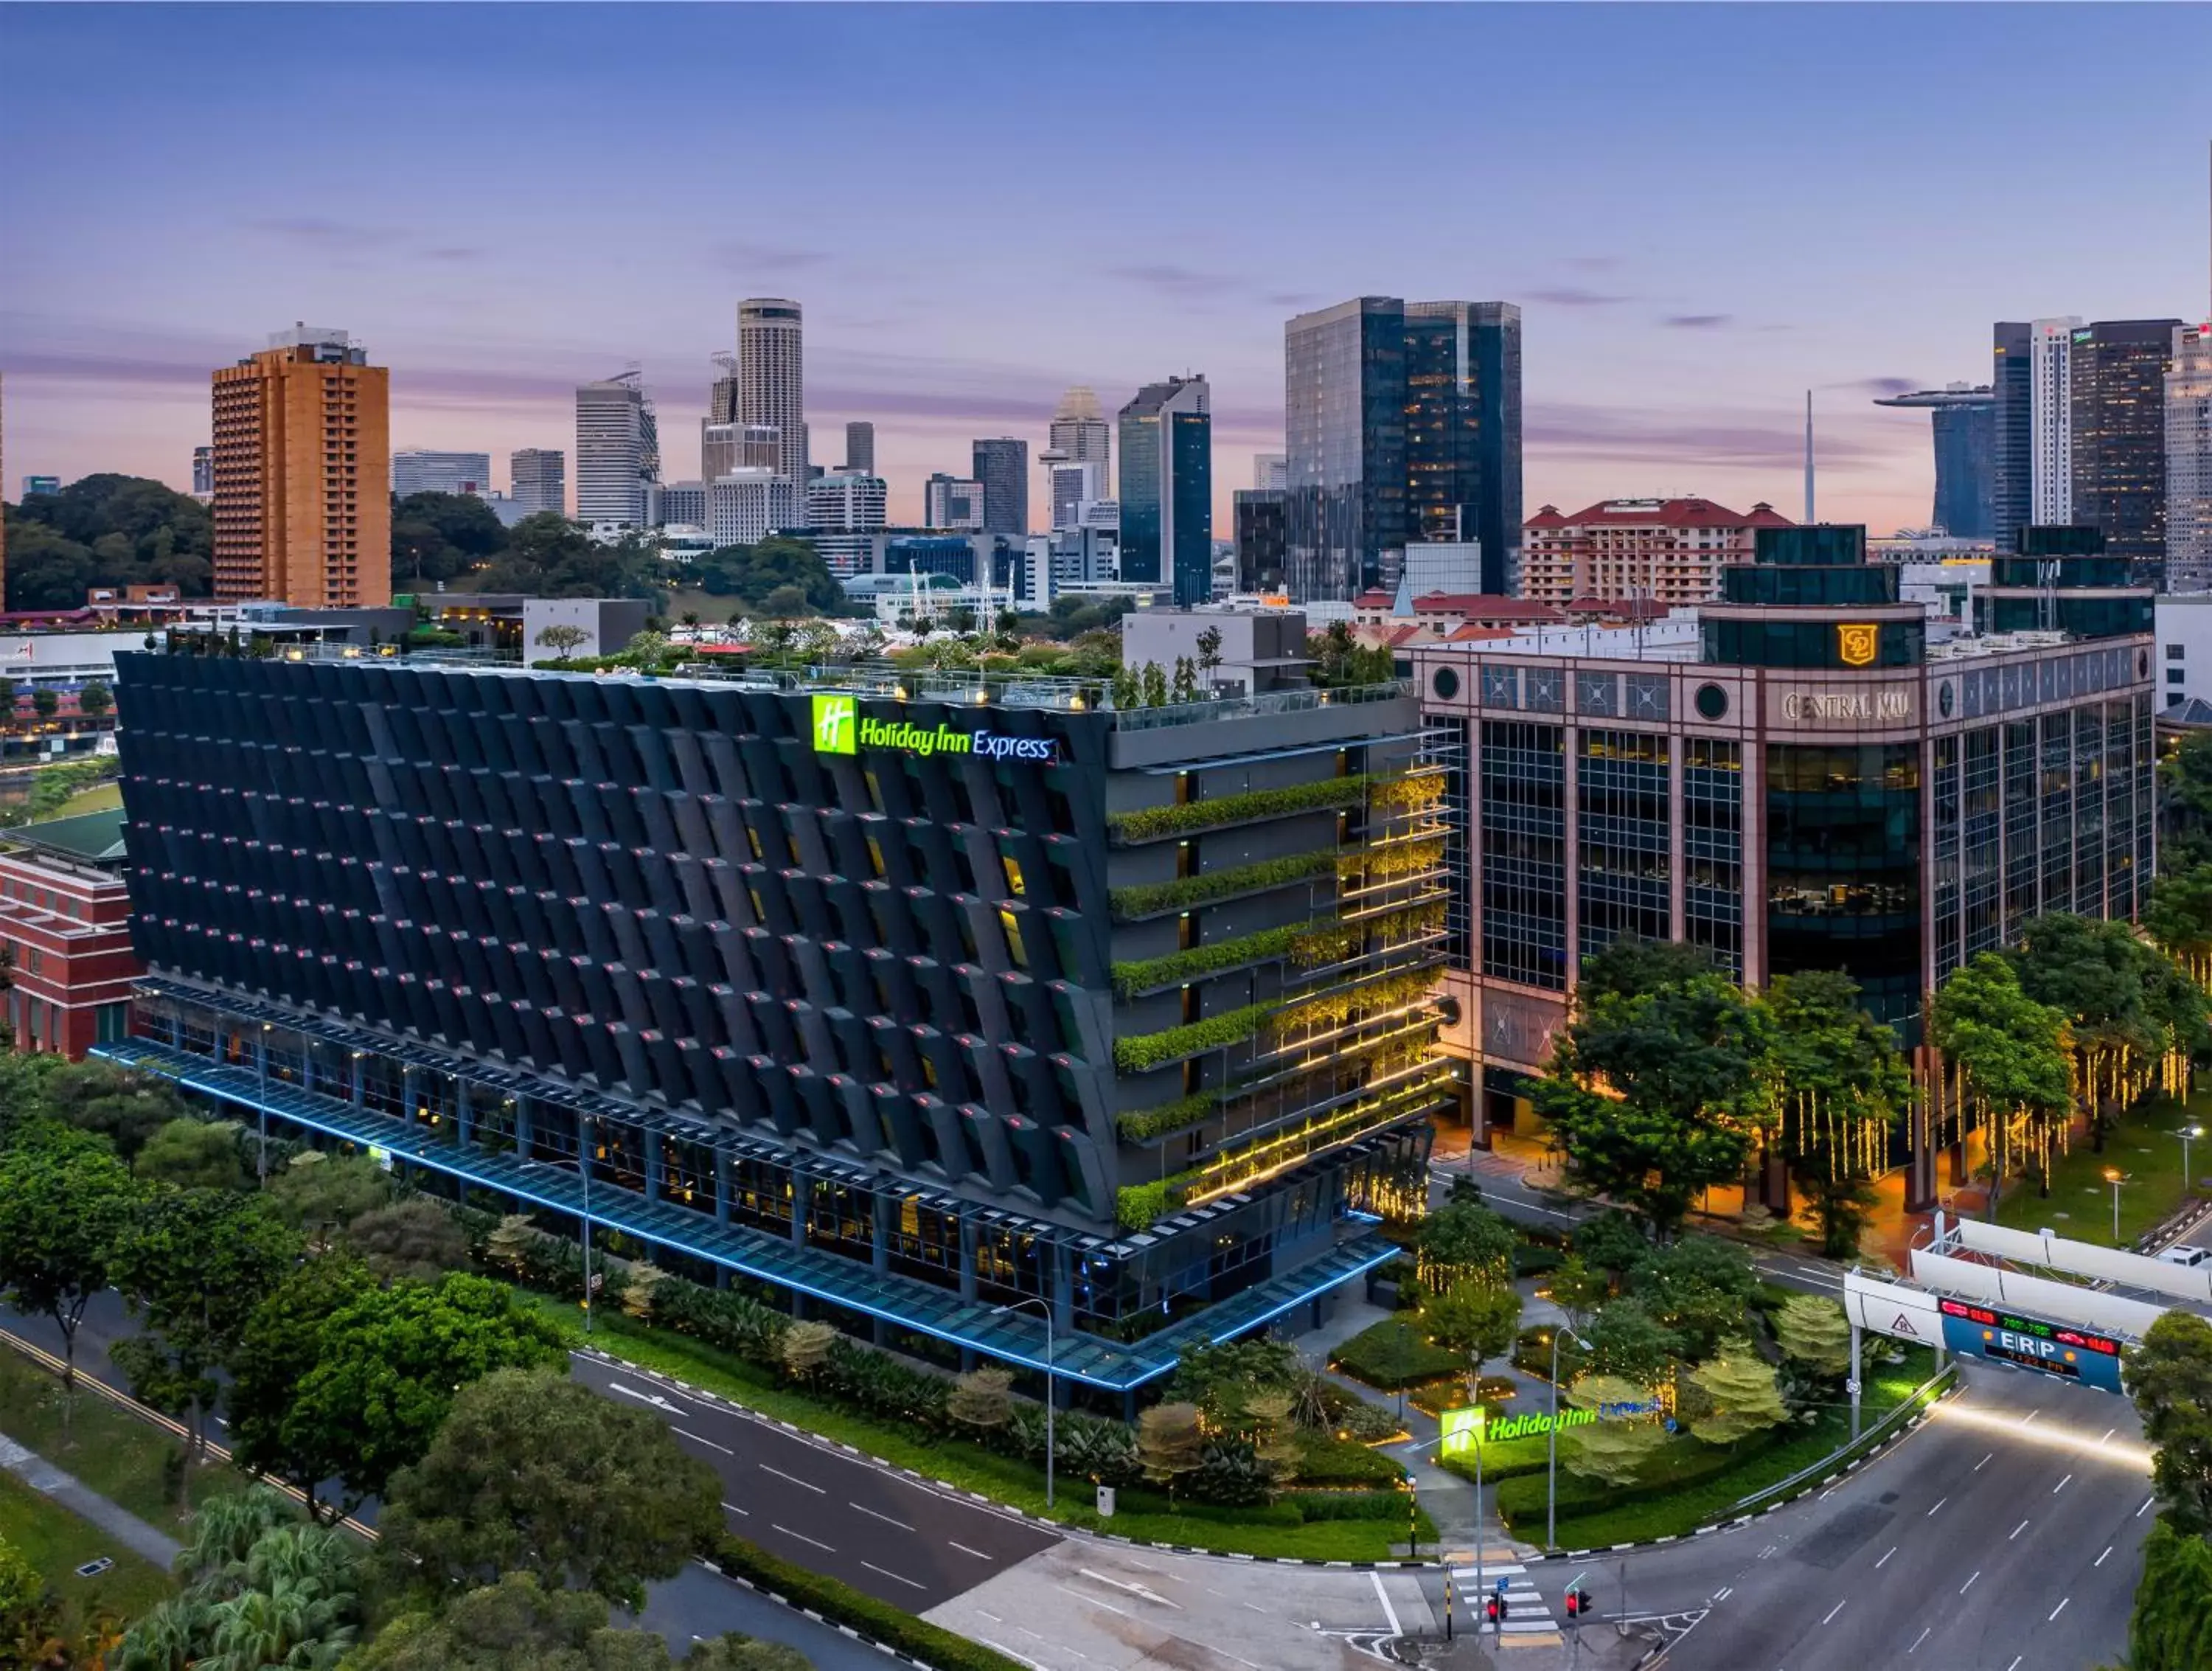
[1107, 915, 1357, 999]
[1111, 1003, 1270, 1074]
[1106, 771, 1408, 847]
[1108, 851, 1338, 922]
[1115, 1091, 1220, 1146]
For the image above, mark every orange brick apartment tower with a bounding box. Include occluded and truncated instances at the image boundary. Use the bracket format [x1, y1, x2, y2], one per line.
[211, 325, 390, 607]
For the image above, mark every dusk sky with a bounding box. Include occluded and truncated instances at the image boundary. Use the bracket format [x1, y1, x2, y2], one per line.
[2, 3, 2208, 536]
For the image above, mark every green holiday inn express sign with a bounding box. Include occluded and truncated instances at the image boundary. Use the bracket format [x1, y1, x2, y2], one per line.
[1439, 1397, 1666, 1453]
[811, 692, 1060, 764]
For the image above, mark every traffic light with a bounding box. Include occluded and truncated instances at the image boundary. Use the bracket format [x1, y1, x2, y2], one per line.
[1486, 1596, 1500, 1625]
[1565, 1585, 1593, 1620]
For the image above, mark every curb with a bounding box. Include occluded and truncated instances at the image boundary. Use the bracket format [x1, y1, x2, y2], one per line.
[699, 1560, 933, 1667]
[576, 1348, 1441, 1569]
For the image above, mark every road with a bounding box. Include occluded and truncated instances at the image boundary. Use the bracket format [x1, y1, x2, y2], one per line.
[1530, 1361, 2156, 1671]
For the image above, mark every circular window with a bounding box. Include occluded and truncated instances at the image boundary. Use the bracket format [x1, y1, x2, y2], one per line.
[1432, 666, 1461, 701]
[1938, 681, 1955, 718]
[1694, 683, 1728, 720]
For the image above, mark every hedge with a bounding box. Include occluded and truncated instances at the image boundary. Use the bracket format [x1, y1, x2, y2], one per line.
[1114, 1004, 1269, 1073]
[1492, 1425, 1784, 1523]
[1116, 1092, 1218, 1144]
[709, 1534, 1030, 1671]
[1116, 1172, 1198, 1231]
[1329, 1317, 1465, 1390]
[1109, 851, 1337, 920]
[1107, 774, 1380, 844]
[1111, 924, 1307, 998]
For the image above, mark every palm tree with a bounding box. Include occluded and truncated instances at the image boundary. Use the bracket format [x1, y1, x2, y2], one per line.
[179, 1489, 291, 1585]
[114, 1594, 208, 1671]
[201, 1580, 355, 1670]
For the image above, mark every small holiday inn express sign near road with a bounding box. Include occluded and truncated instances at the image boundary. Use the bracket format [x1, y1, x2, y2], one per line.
[1439, 1398, 1667, 1453]
[810, 692, 1060, 764]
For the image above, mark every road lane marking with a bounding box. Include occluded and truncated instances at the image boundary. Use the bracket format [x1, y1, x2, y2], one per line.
[2053, 1473, 2073, 1494]
[1126, 1559, 1165, 1574]
[863, 1560, 925, 1591]
[1056, 1583, 1129, 1617]
[849, 1502, 916, 1531]
[1908, 1626, 1932, 1653]
[2006, 1658, 2023, 1671]
[950, 1541, 992, 1560]
[770, 1524, 834, 1553]
[2100, 1428, 2116, 1443]
[1242, 1601, 1267, 1614]
[2096, 1545, 2114, 1567]
[1214, 1655, 1263, 1671]
[1975, 1453, 1994, 1472]
[2023, 1408, 2042, 1424]
[1960, 1571, 1980, 1594]
[1926, 1497, 1947, 1517]
[978, 1638, 1048, 1671]
[1714, 1587, 1733, 1601]
[1370, 1572, 1403, 1636]
[1077, 1568, 1181, 1609]
[2009, 1519, 2031, 1540]
[1822, 1598, 1847, 1625]
[976, 1611, 1003, 1623]
[759, 1464, 825, 1494]
[2138, 1495, 2157, 1517]
[720, 1501, 750, 1517]
[2048, 1597, 2070, 1622]
[1874, 1546, 1896, 1569]
[672, 1428, 734, 1456]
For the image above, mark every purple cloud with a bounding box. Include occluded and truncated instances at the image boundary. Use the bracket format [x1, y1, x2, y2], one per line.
[1525, 285, 1632, 308]
[1663, 313, 1734, 330]
[1526, 401, 1896, 469]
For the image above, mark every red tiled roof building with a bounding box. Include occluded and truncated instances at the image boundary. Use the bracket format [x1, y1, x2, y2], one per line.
[1521, 497, 1793, 608]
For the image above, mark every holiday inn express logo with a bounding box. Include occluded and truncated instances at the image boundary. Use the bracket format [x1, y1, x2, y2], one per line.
[812, 693, 858, 754]
[807, 694, 1060, 765]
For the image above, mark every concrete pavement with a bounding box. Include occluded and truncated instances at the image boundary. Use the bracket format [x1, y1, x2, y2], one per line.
[0, 1432, 183, 1569]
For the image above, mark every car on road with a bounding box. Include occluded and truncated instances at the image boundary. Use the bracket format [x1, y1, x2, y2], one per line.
[2157, 1243, 2209, 1267]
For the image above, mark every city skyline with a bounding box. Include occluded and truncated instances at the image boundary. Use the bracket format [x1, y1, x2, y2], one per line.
[1, 4, 2208, 541]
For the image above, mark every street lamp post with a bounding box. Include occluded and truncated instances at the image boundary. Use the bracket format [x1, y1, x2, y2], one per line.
[527, 1122, 597, 1335]
[993, 1299, 1055, 1508]
[2104, 1168, 2127, 1248]
[2182, 1125, 2204, 1194]
[1546, 1327, 1590, 1554]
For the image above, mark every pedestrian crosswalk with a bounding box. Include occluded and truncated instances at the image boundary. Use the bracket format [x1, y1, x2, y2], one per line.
[1446, 1560, 1560, 1647]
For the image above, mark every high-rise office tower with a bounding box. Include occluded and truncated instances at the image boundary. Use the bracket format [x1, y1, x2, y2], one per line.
[209, 324, 391, 607]
[1048, 387, 1112, 496]
[1284, 296, 1521, 600]
[1117, 375, 1211, 606]
[1046, 458, 1105, 530]
[922, 473, 985, 531]
[2030, 317, 2083, 525]
[1234, 488, 1287, 592]
[575, 373, 656, 526]
[509, 448, 566, 517]
[971, 437, 1029, 536]
[2168, 323, 2212, 593]
[1252, 453, 1288, 491]
[2072, 319, 2184, 577]
[191, 445, 214, 499]
[709, 352, 740, 425]
[703, 422, 779, 484]
[391, 450, 492, 498]
[737, 298, 807, 490]
[706, 469, 796, 547]
[1871, 385, 1996, 539]
[1992, 322, 2034, 553]
[844, 421, 875, 475]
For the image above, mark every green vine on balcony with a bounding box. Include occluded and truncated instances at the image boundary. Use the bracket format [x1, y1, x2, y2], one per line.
[1110, 924, 1307, 998]
[1270, 967, 1440, 1043]
[1117, 1170, 1202, 1231]
[1107, 768, 1421, 844]
[1108, 850, 1336, 920]
[1115, 1091, 1219, 1143]
[1113, 1003, 1270, 1074]
[1338, 834, 1447, 886]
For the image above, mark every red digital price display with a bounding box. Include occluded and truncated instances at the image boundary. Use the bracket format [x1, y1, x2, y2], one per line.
[1938, 1298, 2120, 1356]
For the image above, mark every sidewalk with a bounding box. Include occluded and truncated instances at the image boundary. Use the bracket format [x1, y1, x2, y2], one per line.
[0, 1431, 182, 1570]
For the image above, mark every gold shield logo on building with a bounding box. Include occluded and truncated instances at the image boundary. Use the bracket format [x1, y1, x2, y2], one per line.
[1837, 623, 1878, 667]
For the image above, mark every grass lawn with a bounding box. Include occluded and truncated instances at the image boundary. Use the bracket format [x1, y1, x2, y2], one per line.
[1329, 1317, 1467, 1390]
[0, 1348, 258, 1539]
[52, 779, 123, 817]
[0, 1470, 174, 1645]
[1992, 1093, 2206, 1246]
[1499, 1349, 1943, 1550]
[520, 1294, 1436, 1560]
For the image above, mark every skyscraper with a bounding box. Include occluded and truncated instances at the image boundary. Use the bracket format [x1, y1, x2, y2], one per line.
[1284, 295, 1521, 600]
[1117, 375, 1211, 606]
[1046, 458, 1105, 530]
[2167, 322, 2212, 593]
[1252, 454, 1288, 491]
[209, 324, 391, 607]
[2072, 318, 2183, 576]
[708, 352, 740, 424]
[844, 421, 875, 475]
[509, 448, 566, 517]
[1871, 385, 1996, 539]
[970, 438, 1029, 536]
[391, 450, 492, 498]
[1992, 322, 2034, 553]
[1234, 488, 1287, 592]
[737, 298, 807, 490]
[1048, 387, 1111, 496]
[922, 474, 984, 531]
[191, 445, 214, 499]
[575, 373, 655, 526]
[2030, 316, 2083, 525]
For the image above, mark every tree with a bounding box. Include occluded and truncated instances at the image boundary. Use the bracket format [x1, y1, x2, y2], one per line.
[1767, 970, 1913, 1254]
[1686, 1340, 1788, 1447]
[0, 1533, 66, 1670]
[2146, 863, 2212, 986]
[1546, 1254, 1610, 1332]
[1572, 1210, 1653, 1281]
[2160, 729, 2212, 871]
[41, 1060, 187, 1161]
[225, 1258, 377, 1524]
[1140, 661, 1168, 708]
[1242, 1391, 1301, 1478]
[759, 583, 810, 619]
[779, 1319, 837, 1382]
[119, 1490, 362, 1671]
[1136, 1403, 1205, 1497]
[947, 1366, 1015, 1434]
[622, 629, 671, 667]
[1630, 1237, 1756, 1363]
[2126, 1310, 2212, 1535]
[265, 1151, 392, 1244]
[2131, 1515, 2212, 1671]
[133, 1118, 246, 1191]
[1571, 937, 1716, 1006]
[279, 1272, 567, 1518]
[1417, 1198, 1515, 1288]
[5, 473, 215, 608]
[0, 1125, 137, 1423]
[1929, 953, 2073, 1211]
[379, 1368, 720, 1608]
[1770, 1294, 1854, 1383]
[1534, 970, 1775, 1238]
[1420, 1276, 1523, 1397]
[1579, 1299, 1681, 1387]
[30, 688, 58, 722]
[77, 680, 113, 720]
[618, 1260, 667, 1321]
[483, 1212, 541, 1275]
[534, 623, 589, 662]
[1560, 1373, 1670, 1485]
[341, 1196, 471, 1283]
[1194, 625, 1223, 687]
[108, 1188, 300, 1479]
[343, 1572, 779, 1671]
